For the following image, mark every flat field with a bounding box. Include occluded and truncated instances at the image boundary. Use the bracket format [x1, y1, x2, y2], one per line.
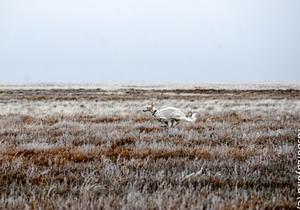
[0, 85, 299, 209]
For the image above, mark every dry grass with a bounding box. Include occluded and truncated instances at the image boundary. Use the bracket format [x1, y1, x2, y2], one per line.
[0, 87, 298, 209]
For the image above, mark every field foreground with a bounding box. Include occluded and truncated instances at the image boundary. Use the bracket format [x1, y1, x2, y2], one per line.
[0, 85, 299, 209]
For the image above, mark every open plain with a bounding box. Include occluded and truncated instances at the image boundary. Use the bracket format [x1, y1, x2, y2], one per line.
[0, 84, 299, 209]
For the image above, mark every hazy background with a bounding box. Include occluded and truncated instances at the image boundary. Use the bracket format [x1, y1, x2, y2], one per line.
[0, 0, 299, 84]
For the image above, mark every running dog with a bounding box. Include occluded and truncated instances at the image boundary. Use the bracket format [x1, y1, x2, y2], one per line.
[143, 103, 197, 127]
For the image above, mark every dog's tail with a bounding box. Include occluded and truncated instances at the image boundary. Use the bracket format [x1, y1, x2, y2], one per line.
[184, 113, 197, 123]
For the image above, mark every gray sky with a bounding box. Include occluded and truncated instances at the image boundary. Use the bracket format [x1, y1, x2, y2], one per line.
[0, 0, 300, 84]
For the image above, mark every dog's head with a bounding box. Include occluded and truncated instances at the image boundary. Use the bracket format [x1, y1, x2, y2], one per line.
[143, 103, 156, 113]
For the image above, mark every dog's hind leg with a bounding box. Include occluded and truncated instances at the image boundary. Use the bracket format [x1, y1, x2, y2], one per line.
[170, 120, 175, 127]
[167, 120, 173, 128]
[172, 120, 179, 127]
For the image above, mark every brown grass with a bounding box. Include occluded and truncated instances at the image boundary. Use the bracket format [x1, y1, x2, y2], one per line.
[0, 88, 299, 102]
[0, 87, 298, 209]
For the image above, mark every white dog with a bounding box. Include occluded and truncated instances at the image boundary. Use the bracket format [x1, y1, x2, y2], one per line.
[143, 103, 197, 127]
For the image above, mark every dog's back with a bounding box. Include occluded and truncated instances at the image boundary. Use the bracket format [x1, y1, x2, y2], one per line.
[155, 107, 186, 120]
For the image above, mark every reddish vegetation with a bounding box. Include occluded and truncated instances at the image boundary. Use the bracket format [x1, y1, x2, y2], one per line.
[0, 88, 299, 101]
[0, 88, 298, 209]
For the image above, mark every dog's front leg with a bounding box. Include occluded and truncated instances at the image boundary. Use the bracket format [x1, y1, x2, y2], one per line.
[161, 121, 168, 127]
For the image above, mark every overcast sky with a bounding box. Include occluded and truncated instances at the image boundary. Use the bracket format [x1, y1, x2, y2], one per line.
[0, 0, 299, 84]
